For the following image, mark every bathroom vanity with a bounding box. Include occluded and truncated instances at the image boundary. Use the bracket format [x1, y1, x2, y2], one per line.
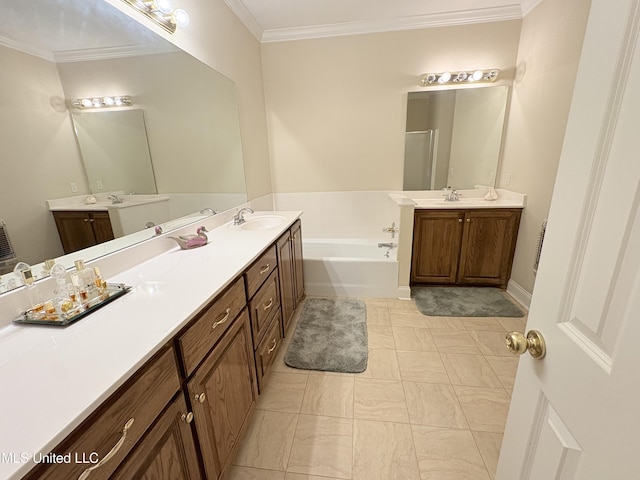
[0, 211, 303, 480]
[412, 208, 521, 288]
[52, 210, 115, 254]
[406, 190, 526, 289]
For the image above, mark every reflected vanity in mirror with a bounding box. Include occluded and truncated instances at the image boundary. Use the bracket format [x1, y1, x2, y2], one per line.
[0, 0, 247, 292]
[403, 86, 509, 190]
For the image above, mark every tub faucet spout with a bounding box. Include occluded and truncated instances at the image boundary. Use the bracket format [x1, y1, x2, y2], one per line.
[377, 242, 397, 249]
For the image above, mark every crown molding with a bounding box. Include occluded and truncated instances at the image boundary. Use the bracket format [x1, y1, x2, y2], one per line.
[257, 5, 523, 43]
[0, 34, 177, 63]
[53, 43, 178, 63]
[0, 35, 54, 62]
[520, 0, 544, 16]
[224, 0, 264, 41]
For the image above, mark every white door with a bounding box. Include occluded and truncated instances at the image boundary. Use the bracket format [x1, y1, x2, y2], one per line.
[496, 1, 640, 478]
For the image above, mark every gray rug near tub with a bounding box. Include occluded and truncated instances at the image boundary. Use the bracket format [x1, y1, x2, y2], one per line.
[412, 286, 525, 317]
[285, 297, 368, 373]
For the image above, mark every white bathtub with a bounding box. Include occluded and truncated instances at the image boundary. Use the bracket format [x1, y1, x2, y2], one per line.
[303, 239, 399, 298]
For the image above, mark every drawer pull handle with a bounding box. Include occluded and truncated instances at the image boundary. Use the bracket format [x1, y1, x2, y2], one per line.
[259, 264, 270, 274]
[181, 412, 194, 424]
[195, 392, 206, 403]
[267, 338, 278, 354]
[263, 298, 274, 311]
[78, 418, 134, 480]
[212, 308, 231, 330]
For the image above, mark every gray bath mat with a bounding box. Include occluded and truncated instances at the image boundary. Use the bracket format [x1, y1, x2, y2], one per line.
[412, 286, 524, 317]
[285, 297, 368, 373]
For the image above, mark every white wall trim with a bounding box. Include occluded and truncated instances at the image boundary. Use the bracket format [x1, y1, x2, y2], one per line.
[223, 0, 265, 41]
[223, 4, 523, 44]
[0, 34, 54, 62]
[520, 0, 545, 17]
[53, 44, 178, 63]
[507, 278, 532, 310]
[261, 6, 522, 43]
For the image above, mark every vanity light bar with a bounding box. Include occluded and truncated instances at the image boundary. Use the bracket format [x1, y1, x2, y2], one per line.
[71, 96, 133, 110]
[120, 0, 189, 34]
[419, 69, 500, 87]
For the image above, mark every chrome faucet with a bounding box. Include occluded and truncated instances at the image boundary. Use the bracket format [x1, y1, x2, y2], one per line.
[443, 187, 460, 202]
[108, 192, 123, 204]
[233, 207, 254, 225]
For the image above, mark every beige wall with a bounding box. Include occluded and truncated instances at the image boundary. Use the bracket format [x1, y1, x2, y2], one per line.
[498, 0, 591, 294]
[105, 0, 272, 200]
[0, 46, 85, 264]
[261, 21, 522, 193]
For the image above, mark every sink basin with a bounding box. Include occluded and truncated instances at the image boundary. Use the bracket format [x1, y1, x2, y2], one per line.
[239, 215, 287, 231]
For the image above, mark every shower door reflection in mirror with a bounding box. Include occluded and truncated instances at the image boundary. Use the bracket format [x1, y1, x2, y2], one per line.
[404, 86, 509, 190]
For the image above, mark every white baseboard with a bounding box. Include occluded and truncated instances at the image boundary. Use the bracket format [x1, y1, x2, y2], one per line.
[506, 279, 532, 310]
[397, 286, 411, 300]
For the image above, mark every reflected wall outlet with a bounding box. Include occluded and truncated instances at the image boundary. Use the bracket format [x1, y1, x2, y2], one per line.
[70, 182, 78, 193]
[96, 180, 104, 190]
[505, 173, 512, 186]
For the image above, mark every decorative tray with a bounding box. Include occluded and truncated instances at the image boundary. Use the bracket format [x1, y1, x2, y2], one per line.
[13, 283, 131, 326]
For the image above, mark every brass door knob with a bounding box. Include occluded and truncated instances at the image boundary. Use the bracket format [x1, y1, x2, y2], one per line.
[505, 330, 546, 359]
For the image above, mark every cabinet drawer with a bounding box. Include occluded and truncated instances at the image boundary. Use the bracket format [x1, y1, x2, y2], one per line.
[248, 269, 281, 347]
[245, 245, 278, 298]
[178, 276, 247, 377]
[256, 310, 283, 392]
[27, 346, 180, 480]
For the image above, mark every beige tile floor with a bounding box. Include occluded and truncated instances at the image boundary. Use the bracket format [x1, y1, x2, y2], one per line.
[230, 296, 526, 480]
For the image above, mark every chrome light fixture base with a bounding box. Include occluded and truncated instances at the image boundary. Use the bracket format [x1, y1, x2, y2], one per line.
[120, 0, 189, 34]
[420, 69, 500, 87]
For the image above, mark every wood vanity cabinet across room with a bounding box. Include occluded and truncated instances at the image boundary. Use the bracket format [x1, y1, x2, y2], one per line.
[52, 210, 115, 254]
[411, 208, 522, 289]
[22, 219, 305, 480]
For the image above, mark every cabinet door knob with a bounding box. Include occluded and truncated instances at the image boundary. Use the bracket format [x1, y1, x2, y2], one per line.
[84, 218, 89, 222]
[195, 392, 206, 403]
[181, 412, 194, 424]
[466, 218, 471, 223]
[458, 218, 462, 223]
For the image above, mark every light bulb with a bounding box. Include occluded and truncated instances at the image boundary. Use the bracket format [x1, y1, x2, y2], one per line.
[92, 98, 102, 107]
[456, 72, 468, 82]
[439, 71, 451, 83]
[103, 96, 115, 106]
[155, 0, 173, 14]
[425, 73, 436, 84]
[472, 70, 483, 81]
[172, 9, 189, 27]
[81, 98, 92, 108]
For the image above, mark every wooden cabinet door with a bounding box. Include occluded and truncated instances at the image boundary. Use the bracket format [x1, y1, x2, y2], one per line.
[276, 231, 295, 337]
[53, 211, 97, 254]
[411, 210, 464, 284]
[291, 220, 305, 305]
[91, 211, 115, 243]
[111, 394, 202, 480]
[187, 310, 257, 480]
[458, 209, 521, 288]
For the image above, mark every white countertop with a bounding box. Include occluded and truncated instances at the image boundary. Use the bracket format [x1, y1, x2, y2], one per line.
[47, 193, 170, 212]
[389, 188, 527, 209]
[0, 210, 301, 480]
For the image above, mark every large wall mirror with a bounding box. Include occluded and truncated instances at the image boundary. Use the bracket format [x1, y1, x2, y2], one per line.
[403, 86, 509, 191]
[0, 0, 247, 291]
